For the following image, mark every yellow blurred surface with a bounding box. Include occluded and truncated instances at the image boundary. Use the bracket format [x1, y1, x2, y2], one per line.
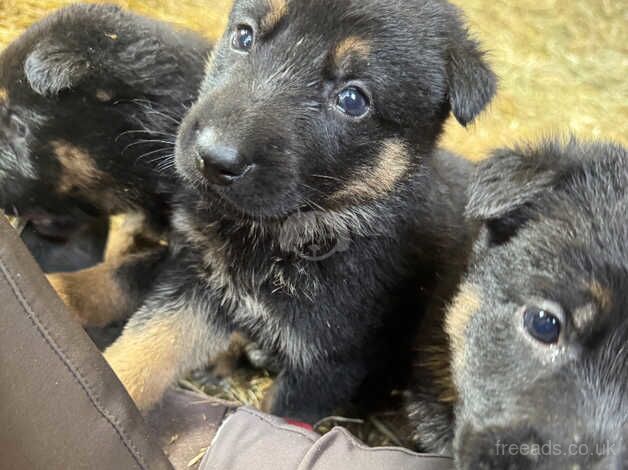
[1, 0, 626, 159]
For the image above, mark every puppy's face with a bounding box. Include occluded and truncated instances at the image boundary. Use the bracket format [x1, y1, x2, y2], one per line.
[176, 0, 495, 219]
[449, 141, 628, 469]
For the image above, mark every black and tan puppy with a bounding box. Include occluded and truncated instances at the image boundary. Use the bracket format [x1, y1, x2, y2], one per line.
[409, 139, 628, 468]
[0, 4, 212, 319]
[84, 0, 497, 422]
[0, 3, 210, 228]
[0, 4, 210, 263]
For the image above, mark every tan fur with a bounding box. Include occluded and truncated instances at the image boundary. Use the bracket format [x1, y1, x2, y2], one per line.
[332, 138, 409, 202]
[51, 140, 104, 193]
[261, 381, 278, 413]
[47, 262, 131, 327]
[95, 89, 113, 102]
[260, 0, 287, 33]
[105, 213, 164, 261]
[211, 332, 249, 378]
[334, 36, 371, 65]
[445, 283, 481, 374]
[572, 304, 596, 332]
[104, 307, 229, 410]
[589, 280, 613, 312]
[104, 314, 195, 409]
[419, 343, 458, 404]
[0, 87, 7, 103]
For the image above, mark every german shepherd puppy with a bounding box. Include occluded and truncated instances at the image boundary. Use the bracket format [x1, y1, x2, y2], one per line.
[0, 4, 212, 318]
[0, 3, 210, 254]
[408, 139, 628, 468]
[84, 0, 497, 422]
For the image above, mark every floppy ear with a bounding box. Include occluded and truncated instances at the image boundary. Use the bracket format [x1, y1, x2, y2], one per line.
[446, 35, 497, 126]
[24, 40, 91, 96]
[465, 147, 557, 246]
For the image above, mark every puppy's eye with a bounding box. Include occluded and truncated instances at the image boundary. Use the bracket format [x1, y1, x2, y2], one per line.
[336, 86, 370, 117]
[523, 307, 561, 344]
[232, 25, 254, 51]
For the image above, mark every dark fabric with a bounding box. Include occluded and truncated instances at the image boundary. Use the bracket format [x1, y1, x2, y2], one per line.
[201, 408, 455, 470]
[0, 214, 172, 470]
[145, 389, 237, 469]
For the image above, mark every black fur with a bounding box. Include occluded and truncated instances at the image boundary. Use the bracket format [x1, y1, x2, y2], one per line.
[409, 139, 628, 468]
[103, 0, 495, 421]
[0, 3, 211, 236]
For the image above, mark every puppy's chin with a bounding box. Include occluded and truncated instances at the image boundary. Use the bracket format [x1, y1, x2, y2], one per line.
[219, 190, 305, 220]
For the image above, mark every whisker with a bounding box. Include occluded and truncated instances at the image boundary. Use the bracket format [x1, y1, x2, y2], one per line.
[123, 139, 175, 154]
[136, 148, 174, 163]
[115, 129, 177, 142]
[143, 110, 182, 126]
[311, 174, 345, 183]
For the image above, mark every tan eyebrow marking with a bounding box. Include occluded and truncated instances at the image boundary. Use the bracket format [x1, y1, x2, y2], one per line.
[572, 304, 596, 332]
[333, 36, 371, 65]
[589, 280, 613, 312]
[51, 140, 104, 193]
[0, 87, 8, 103]
[332, 138, 409, 202]
[261, 0, 288, 34]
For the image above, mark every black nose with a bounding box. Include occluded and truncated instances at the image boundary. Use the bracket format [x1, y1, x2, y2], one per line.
[195, 129, 249, 185]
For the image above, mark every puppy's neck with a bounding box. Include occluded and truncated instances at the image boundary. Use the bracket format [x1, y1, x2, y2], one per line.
[173, 196, 399, 257]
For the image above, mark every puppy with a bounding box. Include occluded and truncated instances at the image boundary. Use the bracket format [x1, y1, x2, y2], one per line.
[78, 0, 496, 422]
[0, 3, 210, 248]
[0, 4, 212, 320]
[408, 139, 628, 468]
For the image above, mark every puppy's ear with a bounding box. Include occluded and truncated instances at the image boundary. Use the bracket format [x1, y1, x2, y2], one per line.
[465, 147, 557, 246]
[24, 40, 91, 96]
[446, 35, 497, 126]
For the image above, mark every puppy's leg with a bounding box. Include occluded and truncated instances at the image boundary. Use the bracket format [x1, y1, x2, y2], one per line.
[105, 213, 164, 261]
[264, 360, 368, 423]
[47, 247, 166, 327]
[104, 294, 230, 410]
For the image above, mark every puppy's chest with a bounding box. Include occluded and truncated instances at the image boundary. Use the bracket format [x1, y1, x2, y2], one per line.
[205, 240, 322, 315]
[203, 242, 343, 368]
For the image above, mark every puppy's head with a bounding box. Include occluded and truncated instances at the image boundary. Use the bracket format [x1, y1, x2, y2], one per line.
[176, 0, 496, 219]
[0, 4, 208, 227]
[448, 140, 628, 469]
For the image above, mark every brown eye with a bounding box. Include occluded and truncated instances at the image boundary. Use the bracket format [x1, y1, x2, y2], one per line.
[233, 25, 254, 51]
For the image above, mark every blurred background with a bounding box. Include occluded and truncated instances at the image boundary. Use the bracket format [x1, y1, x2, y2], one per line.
[0, 0, 625, 159]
